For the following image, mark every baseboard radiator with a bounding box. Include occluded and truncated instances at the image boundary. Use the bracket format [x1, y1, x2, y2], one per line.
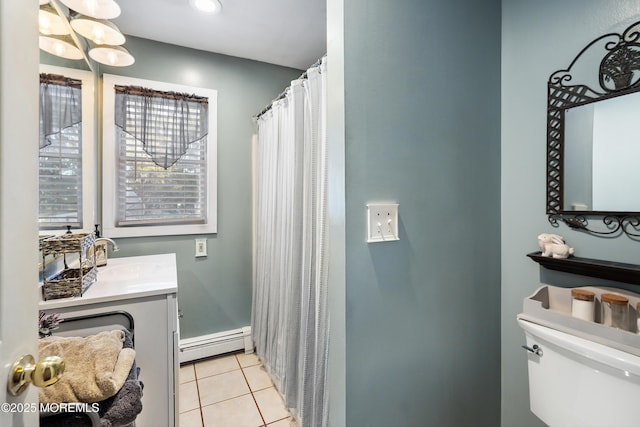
[179, 326, 253, 364]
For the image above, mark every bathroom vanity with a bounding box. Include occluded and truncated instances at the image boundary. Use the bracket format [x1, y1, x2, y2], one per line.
[39, 253, 179, 427]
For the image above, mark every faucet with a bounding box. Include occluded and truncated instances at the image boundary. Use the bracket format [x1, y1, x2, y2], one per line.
[95, 237, 120, 252]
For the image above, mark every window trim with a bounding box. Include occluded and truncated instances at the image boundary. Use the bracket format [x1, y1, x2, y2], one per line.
[39, 65, 96, 236]
[102, 74, 218, 238]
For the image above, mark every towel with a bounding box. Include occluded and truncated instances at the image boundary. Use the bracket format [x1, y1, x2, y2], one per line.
[39, 330, 136, 404]
[98, 381, 143, 427]
[98, 329, 144, 427]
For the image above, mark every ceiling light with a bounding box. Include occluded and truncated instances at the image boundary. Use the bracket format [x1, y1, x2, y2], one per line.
[58, 0, 121, 20]
[39, 34, 84, 60]
[89, 45, 135, 67]
[71, 15, 125, 45]
[39, 0, 134, 67]
[39, 4, 70, 35]
[189, 0, 222, 14]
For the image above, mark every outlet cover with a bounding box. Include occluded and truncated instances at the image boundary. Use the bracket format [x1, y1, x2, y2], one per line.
[195, 238, 207, 257]
[367, 203, 399, 243]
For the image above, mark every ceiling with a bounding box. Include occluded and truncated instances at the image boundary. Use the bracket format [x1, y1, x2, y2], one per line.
[112, 0, 327, 71]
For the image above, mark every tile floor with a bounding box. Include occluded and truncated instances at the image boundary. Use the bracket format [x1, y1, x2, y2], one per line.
[179, 351, 296, 427]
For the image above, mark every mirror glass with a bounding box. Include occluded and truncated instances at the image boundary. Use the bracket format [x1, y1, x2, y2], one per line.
[38, 64, 97, 234]
[563, 91, 640, 212]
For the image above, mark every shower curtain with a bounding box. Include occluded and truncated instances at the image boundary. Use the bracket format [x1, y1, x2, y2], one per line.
[252, 57, 328, 427]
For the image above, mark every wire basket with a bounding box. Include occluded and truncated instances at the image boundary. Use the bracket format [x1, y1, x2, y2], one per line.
[41, 233, 97, 300]
[42, 265, 97, 300]
[41, 233, 96, 256]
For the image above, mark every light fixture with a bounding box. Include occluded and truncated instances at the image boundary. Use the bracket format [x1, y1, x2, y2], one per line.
[71, 15, 125, 45]
[39, 4, 70, 35]
[58, 0, 121, 19]
[39, 34, 84, 60]
[189, 0, 222, 14]
[39, 0, 134, 67]
[89, 45, 135, 67]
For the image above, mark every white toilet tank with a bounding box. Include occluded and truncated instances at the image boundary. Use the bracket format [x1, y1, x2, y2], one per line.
[519, 318, 640, 426]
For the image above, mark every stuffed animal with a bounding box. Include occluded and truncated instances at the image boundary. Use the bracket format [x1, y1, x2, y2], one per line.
[537, 233, 575, 259]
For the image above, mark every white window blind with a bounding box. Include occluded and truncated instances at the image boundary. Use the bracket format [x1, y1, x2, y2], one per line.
[102, 74, 217, 238]
[114, 87, 208, 227]
[116, 131, 207, 226]
[39, 75, 83, 229]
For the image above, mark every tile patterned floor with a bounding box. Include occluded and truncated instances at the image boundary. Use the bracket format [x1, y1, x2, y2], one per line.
[179, 351, 296, 427]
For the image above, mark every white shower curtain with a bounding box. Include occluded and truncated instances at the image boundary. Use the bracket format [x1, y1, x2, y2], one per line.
[252, 57, 328, 427]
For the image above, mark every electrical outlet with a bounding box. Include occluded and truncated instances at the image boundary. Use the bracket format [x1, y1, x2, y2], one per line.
[195, 238, 207, 257]
[366, 203, 399, 243]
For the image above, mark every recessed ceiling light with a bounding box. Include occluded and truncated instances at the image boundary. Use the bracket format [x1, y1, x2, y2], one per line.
[189, 0, 222, 14]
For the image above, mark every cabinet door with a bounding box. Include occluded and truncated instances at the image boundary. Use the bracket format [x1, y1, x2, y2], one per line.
[43, 293, 178, 426]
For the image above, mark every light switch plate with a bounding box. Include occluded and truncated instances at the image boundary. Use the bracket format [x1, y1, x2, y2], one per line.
[367, 203, 399, 243]
[195, 238, 207, 257]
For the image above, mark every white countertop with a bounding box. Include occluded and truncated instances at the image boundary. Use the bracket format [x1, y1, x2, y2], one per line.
[39, 253, 178, 310]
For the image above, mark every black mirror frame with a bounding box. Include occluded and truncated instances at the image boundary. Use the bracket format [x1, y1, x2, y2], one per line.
[546, 20, 640, 237]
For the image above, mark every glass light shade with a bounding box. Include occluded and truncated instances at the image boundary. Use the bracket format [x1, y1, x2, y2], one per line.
[71, 15, 125, 45]
[89, 45, 134, 67]
[58, 0, 121, 19]
[40, 0, 50, 5]
[189, 0, 222, 14]
[39, 4, 70, 35]
[39, 35, 84, 60]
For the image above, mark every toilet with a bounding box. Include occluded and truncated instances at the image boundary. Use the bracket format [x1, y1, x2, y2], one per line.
[519, 318, 640, 426]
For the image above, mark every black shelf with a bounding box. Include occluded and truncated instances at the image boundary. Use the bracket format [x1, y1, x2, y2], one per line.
[527, 252, 640, 286]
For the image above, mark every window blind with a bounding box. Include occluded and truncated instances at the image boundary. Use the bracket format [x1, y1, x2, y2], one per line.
[39, 75, 83, 229]
[114, 88, 208, 227]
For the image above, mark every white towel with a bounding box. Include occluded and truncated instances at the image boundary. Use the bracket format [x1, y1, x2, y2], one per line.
[39, 330, 136, 403]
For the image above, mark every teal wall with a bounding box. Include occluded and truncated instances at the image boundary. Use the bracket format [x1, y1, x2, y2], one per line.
[342, 0, 501, 425]
[95, 37, 301, 339]
[501, 2, 640, 426]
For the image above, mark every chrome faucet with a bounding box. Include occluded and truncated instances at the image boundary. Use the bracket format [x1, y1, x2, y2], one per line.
[95, 237, 120, 252]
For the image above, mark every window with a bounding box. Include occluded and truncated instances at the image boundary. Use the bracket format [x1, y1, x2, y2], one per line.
[38, 65, 95, 233]
[102, 74, 217, 237]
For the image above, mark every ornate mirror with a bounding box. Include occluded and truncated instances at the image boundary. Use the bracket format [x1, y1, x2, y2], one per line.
[547, 20, 640, 237]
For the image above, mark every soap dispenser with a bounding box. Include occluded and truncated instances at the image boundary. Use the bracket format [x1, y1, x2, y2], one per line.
[94, 225, 107, 267]
[93, 224, 119, 267]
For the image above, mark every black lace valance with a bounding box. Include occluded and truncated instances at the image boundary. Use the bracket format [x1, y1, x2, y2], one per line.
[114, 85, 209, 169]
[39, 73, 82, 149]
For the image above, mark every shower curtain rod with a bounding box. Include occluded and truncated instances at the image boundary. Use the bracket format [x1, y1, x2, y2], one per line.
[253, 56, 325, 120]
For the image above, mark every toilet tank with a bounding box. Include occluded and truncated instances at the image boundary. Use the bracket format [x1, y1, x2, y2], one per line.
[519, 318, 640, 426]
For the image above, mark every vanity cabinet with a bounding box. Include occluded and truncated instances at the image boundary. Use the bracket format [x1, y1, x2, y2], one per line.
[39, 253, 179, 427]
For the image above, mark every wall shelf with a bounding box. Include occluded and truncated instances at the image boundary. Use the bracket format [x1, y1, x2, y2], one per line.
[527, 252, 640, 285]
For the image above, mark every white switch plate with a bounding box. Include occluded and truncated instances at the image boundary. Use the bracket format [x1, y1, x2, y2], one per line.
[195, 238, 207, 257]
[367, 203, 399, 243]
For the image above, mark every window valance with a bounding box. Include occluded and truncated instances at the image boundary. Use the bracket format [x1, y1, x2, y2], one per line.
[39, 73, 82, 149]
[114, 85, 209, 169]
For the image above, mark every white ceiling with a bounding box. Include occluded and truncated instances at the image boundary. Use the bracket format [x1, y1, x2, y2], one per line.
[112, 0, 327, 70]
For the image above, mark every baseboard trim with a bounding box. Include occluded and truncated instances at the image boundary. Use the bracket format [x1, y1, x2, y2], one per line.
[179, 326, 253, 364]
